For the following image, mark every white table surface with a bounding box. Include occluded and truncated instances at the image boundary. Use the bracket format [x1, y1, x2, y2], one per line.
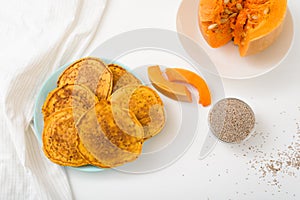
[67, 0, 300, 199]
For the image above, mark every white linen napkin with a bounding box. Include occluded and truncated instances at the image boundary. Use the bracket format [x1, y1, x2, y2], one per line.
[0, 0, 107, 199]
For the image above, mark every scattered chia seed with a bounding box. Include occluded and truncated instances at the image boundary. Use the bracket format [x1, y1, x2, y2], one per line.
[208, 98, 255, 143]
[249, 122, 300, 189]
[202, 104, 300, 197]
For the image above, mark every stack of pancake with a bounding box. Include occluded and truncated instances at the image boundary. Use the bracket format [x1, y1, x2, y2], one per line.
[42, 57, 165, 168]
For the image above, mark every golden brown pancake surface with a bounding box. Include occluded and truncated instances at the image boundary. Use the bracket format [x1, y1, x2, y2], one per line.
[42, 108, 88, 166]
[57, 57, 113, 99]
[109, 85, 166, 140]
[76, 100, 144, 168]
[108, 63, 142, 92]
[42, 84, 98, 119]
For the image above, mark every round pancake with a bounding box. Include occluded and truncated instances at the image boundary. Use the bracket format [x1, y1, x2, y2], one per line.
[76, 100, 144, 168]
[42, 84, 98, 119]
[109, 85, 166, 139]
[108, 63, 142, 92]
[42, 108, 88, 166]
[77, 141, 109, 168]
[57, 57, 113, 99]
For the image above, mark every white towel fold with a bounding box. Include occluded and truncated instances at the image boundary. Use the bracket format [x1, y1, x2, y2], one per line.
[0, 0, 107, 199]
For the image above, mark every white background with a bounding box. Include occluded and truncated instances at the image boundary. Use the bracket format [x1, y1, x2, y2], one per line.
[67, 0, 300, 199]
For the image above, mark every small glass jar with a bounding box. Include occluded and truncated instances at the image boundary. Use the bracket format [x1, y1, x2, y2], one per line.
[208, 97, 255, 144]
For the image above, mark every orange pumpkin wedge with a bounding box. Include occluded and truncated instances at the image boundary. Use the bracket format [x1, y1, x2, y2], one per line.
[148, 66, 192, 102]
[165, 68, 211, 107]
[198, 0, 287, 56]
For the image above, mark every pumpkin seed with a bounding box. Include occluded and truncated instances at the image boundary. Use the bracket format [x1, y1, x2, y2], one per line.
[251, 15, 259, 20]
[224, 0, 230, 4]
[236, 3, 243, 10]
[229, 13, 237, 18]
[264, 7, 270, 15]
[225, 8, 233, 14]
[220, 18, 228, 24]
[223, 14, 229, 18]
[208, 23, 218, 30]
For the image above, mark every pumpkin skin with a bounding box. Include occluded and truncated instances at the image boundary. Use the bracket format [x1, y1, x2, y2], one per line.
[198, 0, 287, 56]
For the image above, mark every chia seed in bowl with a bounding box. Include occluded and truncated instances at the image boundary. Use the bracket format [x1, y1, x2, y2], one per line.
[208, 98, 255, 143]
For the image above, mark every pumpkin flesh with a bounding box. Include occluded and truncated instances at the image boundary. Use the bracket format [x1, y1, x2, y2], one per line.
[198, 0, 287, 56]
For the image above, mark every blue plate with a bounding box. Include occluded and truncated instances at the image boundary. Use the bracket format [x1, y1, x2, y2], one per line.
[33, 52, 221, 173]
[33, 62, 105, 172]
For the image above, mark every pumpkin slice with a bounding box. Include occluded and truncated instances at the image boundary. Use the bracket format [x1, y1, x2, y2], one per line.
[238, 0, 287, 56]
[148, 66, 192, 102]
[165, 68, 211, 107]
[198, 0, 287, 56]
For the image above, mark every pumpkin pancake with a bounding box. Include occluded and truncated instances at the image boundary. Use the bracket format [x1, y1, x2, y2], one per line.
[108, 63, 142, 92]
[57, 57, 113, 99]
[109, 85, 166, 140]
[76, 100, 144, 168]
[42, 84, 98, 119]
[77, 141, 108, 168]
[42, 108, 88, 166]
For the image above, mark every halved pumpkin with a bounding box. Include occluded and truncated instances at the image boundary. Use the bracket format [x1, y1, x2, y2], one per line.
[198, 0, 287, 56]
